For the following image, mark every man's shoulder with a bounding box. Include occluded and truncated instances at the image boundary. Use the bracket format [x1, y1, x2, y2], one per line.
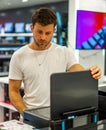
[52, 44, 75, 55]
[14, 44, 28, 54]
[11, 44, 29, 59]
[52, 43, 67, 49]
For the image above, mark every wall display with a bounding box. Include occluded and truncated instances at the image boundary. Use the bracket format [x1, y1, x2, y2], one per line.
[0, 24, 2, 33]
[5, 36, 14, 44]
[4, 22, 14, 33]
[25, 23, 31, 33]
[29, 36, 33, 43]
[0, 1, 68, 122]
[5, 36, 13, 41]
[15, 22, 25, 33]
[0, 1, 68, 74]
[76, 10, 106, 49]
[105, 50, 106, 75]
[16, 36, 26, 44]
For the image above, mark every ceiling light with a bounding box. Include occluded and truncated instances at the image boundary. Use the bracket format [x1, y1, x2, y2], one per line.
[7, 2, 11, 5]
[22, 0, 28, 2]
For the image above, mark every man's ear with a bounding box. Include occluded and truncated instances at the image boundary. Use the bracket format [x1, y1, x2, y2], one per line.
[54, 27, 56, 33]
[30, 24, 33, 31]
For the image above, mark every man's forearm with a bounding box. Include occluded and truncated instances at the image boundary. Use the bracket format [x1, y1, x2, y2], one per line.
[68, 64, 85, 72]
[9, 92, 27, 114]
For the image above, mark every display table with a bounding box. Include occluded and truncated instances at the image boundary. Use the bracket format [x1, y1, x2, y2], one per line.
[0, 120, 34, 130]
[0, 119, 106, 130]
[0, 76, 106, 130]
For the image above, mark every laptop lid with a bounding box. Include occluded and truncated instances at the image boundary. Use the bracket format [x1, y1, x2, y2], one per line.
[23, 70, 98, 122]
[50, 70, 98, 120]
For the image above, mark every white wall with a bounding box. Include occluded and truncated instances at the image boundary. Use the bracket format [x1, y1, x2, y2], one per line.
[68, 0, 106, 76]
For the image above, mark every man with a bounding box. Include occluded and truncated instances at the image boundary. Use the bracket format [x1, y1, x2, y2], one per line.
[9, 7, 101, 115]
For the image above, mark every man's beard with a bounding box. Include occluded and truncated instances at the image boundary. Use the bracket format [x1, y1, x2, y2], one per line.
[33, 37, 51, 49]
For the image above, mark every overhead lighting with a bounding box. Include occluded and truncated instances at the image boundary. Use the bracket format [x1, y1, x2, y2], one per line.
[22, 0, 28, 2]
[7, 2, 11, 6]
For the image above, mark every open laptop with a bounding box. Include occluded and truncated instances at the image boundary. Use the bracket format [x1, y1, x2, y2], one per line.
[50, 70, 98, 120]
[23, 70, 98, 127]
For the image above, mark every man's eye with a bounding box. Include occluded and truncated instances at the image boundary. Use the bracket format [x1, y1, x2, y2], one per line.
[46, 32, 51, 35]
[38, 31, 42, 34]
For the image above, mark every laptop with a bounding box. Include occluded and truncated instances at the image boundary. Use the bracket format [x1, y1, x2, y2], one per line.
[50, 70, 98, 120]
[23, 70, 98, 127]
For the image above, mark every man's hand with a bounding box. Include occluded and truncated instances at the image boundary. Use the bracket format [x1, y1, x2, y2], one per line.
[90, 65, 101, 79]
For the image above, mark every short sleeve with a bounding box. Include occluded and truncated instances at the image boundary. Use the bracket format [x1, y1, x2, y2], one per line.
[64, 47, 78, 70]
[8, 52, 23, 80]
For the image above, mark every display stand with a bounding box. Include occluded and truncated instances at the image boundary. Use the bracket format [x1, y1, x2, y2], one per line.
[23, 106, 98, 130]
[23, 70, 99, 130]
[99, 85, 106, 120]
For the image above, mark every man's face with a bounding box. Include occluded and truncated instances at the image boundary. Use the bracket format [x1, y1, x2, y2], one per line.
[30, 23, 55, 50]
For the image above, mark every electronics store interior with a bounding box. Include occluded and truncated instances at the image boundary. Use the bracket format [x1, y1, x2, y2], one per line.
[0, 0, 106, 130]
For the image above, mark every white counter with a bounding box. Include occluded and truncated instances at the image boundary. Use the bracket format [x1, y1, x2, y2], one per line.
[0, 119, 34, 130]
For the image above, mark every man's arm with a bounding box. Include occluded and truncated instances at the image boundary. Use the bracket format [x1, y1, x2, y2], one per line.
[68, 63, 85, 72]
[68, 63, 101, 79]
[9, 79, 27, 114]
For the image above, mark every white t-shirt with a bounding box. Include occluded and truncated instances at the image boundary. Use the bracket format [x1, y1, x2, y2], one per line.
[9, 43, 78, 109]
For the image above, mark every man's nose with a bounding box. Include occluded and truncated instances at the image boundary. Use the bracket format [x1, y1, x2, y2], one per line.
[41, 33, 46, 40]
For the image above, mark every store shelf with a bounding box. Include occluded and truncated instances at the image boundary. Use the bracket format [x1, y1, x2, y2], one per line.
[0, 33, 25, 77]
[0, 33, 33, 37]
[0, 101, 17, 111]
[0, 43, 25, 47]
[0, 76, 25, 122]
[0, 119, 34, 129]
[0, 72, 9, 77]
[0, 76, 9, 84]
[0, 55, 12, 59]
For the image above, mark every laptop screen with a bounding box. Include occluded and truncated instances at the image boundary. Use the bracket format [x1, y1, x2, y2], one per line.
[50, 70, 98, 120]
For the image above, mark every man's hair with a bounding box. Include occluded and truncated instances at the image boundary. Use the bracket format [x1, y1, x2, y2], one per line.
[31, 7, 57, 26]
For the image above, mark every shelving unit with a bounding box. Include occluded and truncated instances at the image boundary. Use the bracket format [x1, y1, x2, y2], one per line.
[0, 33, 27, 121]
[0, 31, 58, 121]
[0, 13, 67, 121]
[0, 45, 18, 77]
[0, 33, 32, 37]
[0, 101, 17, 111]
[0, 45, 20, 77]
[0, 77, 22, 122]
[0, 32, 33, 77]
